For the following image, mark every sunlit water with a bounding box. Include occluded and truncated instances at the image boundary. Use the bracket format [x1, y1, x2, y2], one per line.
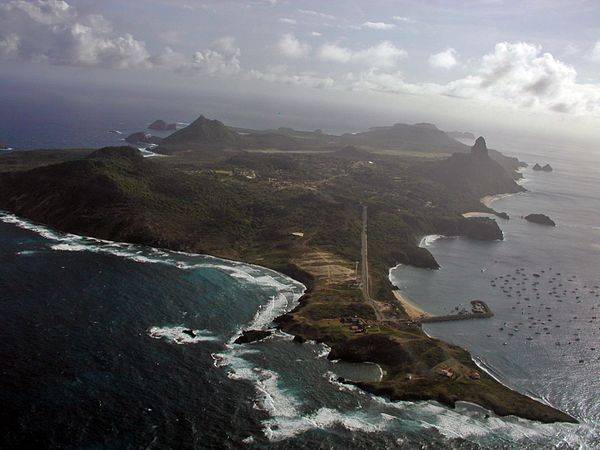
[391, 137, 600, 447]
[1, 128, 597, 447]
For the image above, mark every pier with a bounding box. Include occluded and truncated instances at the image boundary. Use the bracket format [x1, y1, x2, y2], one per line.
[418, 300, 494, 323]
[392, 292, 494, 323]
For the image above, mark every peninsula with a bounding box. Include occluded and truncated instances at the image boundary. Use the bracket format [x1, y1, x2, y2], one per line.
[0, 116, 575, 424]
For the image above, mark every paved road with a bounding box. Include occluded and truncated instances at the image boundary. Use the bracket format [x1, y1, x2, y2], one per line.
[361, 205, 383, 321]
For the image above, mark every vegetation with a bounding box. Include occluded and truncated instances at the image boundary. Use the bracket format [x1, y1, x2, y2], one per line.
[0, 119, 575, 423]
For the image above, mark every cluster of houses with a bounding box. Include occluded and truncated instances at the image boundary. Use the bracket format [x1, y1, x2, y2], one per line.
[340, 316, 367, 334]
[435, 363, 481, 380]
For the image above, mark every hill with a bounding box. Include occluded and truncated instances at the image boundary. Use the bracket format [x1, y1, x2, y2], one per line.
[340, 122, 468, 154]
[418, 137, 525, 199]
[149, 115, 526, 182]
[157, 116, 242, 154]
[0, 143, 573, 424]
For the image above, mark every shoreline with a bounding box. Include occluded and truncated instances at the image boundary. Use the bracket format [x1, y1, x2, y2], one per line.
[462, 192, 522, 218]
[392, 290, 432, 320]
[1, 207, 577, 424]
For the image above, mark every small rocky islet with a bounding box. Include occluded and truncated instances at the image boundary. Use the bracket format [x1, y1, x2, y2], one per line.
[524, 213, 556, 226]
[532, 163, 553, 172]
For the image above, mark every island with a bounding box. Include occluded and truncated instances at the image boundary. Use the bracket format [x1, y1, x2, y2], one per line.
[0, 116, 575, 424]
[525, 214, 556, 226]
[148, 119, 178, 131]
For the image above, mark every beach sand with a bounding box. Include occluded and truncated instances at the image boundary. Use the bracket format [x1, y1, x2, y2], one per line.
[392, 290, 432, 320]
[462, 194, 516, 217]
[462, 212, 492, 218]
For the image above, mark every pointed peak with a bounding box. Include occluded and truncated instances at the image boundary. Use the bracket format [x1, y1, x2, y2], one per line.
[471, 136, 488, 156]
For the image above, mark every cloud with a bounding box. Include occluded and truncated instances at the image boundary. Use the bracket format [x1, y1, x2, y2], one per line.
[310, 31, 323, 37]
[297, 9, 335, 20]
[429, 48, 458, 69]
[278, 17, 296, 25]
[264, 41, 600, 117]
[154, 37, 241, 76]
[361, 21, 395, 30]
[392, 16, 416, 23]
[278, 33, 310, 58]
[0, 0, 150, 69]
[249, 65, 335, 89]
[588, 41, 600, 62]
[318, 41, 406, 68]
[445, 42, 600, 115]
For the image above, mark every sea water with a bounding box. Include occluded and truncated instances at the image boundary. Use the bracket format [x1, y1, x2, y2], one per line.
[2, 169, 596, 448]
[1, 117, 598, 445]
[391, 135, 600, 447]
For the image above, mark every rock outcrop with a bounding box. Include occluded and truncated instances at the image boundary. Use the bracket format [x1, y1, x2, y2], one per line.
[125, 132, 163, 145]
[471, 136, 489, 157]
[533, 163, 553, 172]
[234, 329, 272, 344]
[462, 217, 504, 240]
[148, 120, 178, 131]
[525, 214, 556, 226]
[419, 136, 525, 199]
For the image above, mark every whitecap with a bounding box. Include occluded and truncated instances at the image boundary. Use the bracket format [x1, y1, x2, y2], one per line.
[147, 326, 218, 345]
[418, 234, 445, 247]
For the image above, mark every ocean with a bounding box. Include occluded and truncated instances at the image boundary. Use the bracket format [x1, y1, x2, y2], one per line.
[1, 102, 599, 447]
[390, 135, 600, 447]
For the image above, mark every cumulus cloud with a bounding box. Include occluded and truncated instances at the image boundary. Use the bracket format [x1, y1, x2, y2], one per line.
[588, 41, 600, 62]
[249, 65, 335, 89]
[0, 0, 150, 68]
[443, 42, 594, 114]
[297, 9, 335, 20]
[392, 16, 416, 23]
[429, 48, 458, 69]
[278, 17, 296, 25]
[278, 33, 311, 58]
[318, 41, 406, 68]
[154, 37, 241, 76]
[266, 41, 600, 117]
[361, 21, 395, 30]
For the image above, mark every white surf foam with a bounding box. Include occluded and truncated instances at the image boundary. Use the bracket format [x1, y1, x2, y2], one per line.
[147, 326, 218, 345]
[0, 211, 305, 296]
[418, 234, 445, 248]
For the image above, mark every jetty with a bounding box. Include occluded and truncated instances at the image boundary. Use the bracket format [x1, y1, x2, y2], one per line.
[392, 292, 493, 323]
[419, 300, 494, 323]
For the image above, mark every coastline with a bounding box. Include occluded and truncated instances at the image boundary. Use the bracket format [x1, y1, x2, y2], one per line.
[0, 188, 577, 424]
[462, 192, 522, 218]
[2, 210, 576, 424]
[392, 290, 432, 320]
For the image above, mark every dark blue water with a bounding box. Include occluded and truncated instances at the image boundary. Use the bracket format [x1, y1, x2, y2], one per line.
[3, 210, 589, 448]
[1, 92, 597, 446]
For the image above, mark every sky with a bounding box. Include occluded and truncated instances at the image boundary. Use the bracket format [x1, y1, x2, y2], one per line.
[1, 0, 600, 144]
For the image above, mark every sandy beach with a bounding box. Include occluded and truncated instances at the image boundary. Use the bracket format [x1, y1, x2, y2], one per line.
[462, 211, 492, 218]
[462, 194, 517, 217]
[392, 290, 432, 320]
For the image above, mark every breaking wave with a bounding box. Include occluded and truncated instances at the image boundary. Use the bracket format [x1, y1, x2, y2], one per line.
[148, 326, 218, 345]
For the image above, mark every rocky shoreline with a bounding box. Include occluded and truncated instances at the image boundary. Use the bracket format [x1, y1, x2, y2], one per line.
[0, 137, 576, 424]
